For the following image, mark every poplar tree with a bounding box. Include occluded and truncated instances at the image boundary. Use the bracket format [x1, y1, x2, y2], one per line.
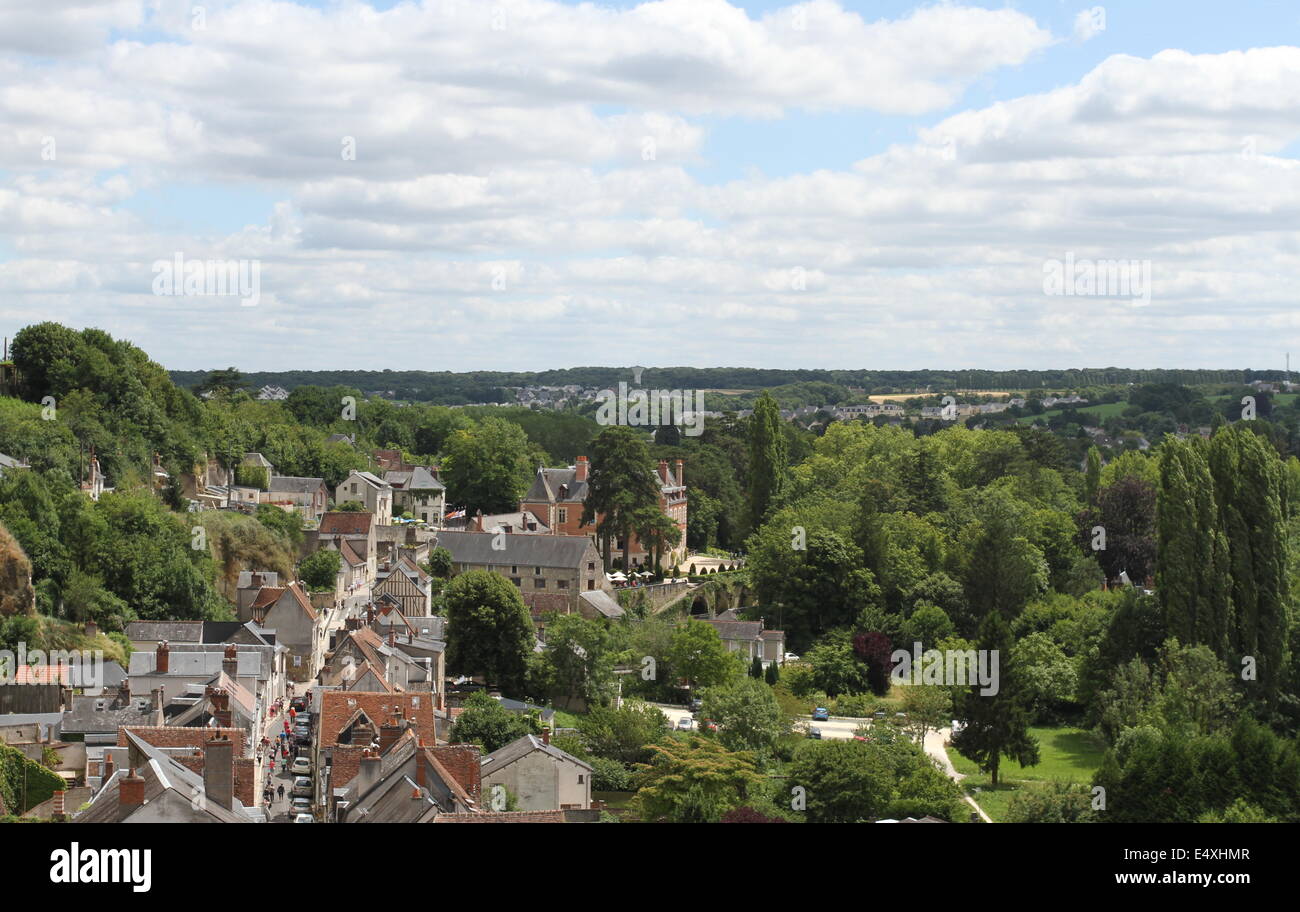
[747, 390, 787, 532]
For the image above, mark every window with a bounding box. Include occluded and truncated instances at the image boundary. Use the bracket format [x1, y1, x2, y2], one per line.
[534, 566, 542, 575]
[293, 654, 302, 667]
[557, 579, 568, 589]
[587, 580, 594, 590]
[510, 577, 521, 586]
[534, 578, 547, 589]
[558, 508, 567, 524]
[578, 774, 584, 784]
[510, 565, 518, 574]
[587, 561, 595, 572]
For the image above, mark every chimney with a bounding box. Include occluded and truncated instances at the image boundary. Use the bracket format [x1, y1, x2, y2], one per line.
[416, 741, 427, 790]
[345, 617, 360, 631]
[251, 572, 262, 589]
[387, 631, 396, 648]
[541, 727, 550, 746]
[222, 644, 238, 679]
[103, 753, 115, 785]
[151, 687, 165, 726]
[120, 769, 146, 810]
[52, 789, 66, 820]
[155, 640, 169, 674]
[208, 686, 231, 729]
[379, 716, 403, 754]
[117, 677, 131, 705]
[674, 458, 684, 486]
[203, 734, 234, 811]
[658, 459, 669, 483]
[575, 456, 588, 482]
[358, 748, 382, 794]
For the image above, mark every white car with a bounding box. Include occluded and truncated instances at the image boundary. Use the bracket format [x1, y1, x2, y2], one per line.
[291, 757, 311, 776]
[783, 652, 800, 663]
[675, 717, 693, 731]
[294, 813, 314, 823]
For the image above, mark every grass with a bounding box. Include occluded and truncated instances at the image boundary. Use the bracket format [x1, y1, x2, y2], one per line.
[1015, 401, 1128, 426]
[551, 708, 585, 730]
[943, 726, 1106, 822]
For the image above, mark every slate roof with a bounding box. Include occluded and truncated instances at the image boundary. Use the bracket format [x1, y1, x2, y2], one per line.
[481, 733, 591, 774]
[433, 530, 594, 569]
[268, 475, 326, 494]
[126, 620, 205, 643]
[62, 691, 161, 735]
[339, 732, 475, 822]
[579, 589, 625, 619]
[522, 466, 587, 504]
[384, 467, 444, 492]
[75, 729, 251, 824]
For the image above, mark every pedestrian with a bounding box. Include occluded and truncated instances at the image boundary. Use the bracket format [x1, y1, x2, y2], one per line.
[278, 784, 285, 799]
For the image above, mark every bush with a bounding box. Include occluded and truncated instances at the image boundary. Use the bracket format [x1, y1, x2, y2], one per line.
[832, 692, 878, 718]
[590, 756, 634, 792]
[0, 743, 64, 815]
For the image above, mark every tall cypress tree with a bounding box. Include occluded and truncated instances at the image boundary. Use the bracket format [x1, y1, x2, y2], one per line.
[1084, 446, 1102, 504]
[747, 390, 787, 532]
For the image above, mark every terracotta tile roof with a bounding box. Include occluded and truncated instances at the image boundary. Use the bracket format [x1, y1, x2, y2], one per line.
[433, 810, 567, 823]
[339, 539, 366, 567]
[320, 512, 374, 536]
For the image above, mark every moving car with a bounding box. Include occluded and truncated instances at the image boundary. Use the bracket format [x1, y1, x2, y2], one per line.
[812, 707, 830, 721]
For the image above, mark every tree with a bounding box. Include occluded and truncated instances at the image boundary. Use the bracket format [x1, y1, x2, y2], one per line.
[803, 630, 874, 696]
[747, 390, 787, 530]
[424, 546, 453, 580]
[899, 684, 952, 745]
[956, 491, 1048, 626]
[632, 736, 764, 823]
[669, 620, 739, 691]
[255, 504, 303, 547]
[1083, 476, 1156, 585]
[442, 418, 532, 515]
[450, 691, 541, 753]
[533, 612, 614, 709]
[748, 655, 764, 678]
[575, 701, 670, 766]
[788, 739, 894, 823]
[444, 570, 534, 694]
[951, 610, 1040, 786]
[299, 549, 341, 592]
[1084, 446, 1102, 504]
[1006, 780, 1097, 823]
[699, 676, 784, 754]
[583, 426, 659, 571]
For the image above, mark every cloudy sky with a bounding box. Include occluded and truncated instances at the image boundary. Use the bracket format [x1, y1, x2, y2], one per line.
[3, 0, 1300, 373]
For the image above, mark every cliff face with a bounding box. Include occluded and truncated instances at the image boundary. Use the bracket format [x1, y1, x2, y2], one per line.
[0, 521, 36, 618]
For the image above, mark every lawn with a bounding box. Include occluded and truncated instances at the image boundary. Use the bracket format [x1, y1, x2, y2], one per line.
[943, 726, 1106, 822]
[1015, 401, 1128, 426]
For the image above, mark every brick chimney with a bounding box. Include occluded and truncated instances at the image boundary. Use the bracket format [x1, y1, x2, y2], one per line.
[117, 677, 131, 705]
[120, 769, 145, 810]
[541, 726, 550, 746]
[575, 455, 588, 482]
[222, 644, 238, 679]
[658, 459, 669, 483]
[674, 458, 684, 486]
[102, 753, 115, 784]
[52, 789, 66, 820]
[155, 640, 169, 674]
[379, 716, 403, 754]
[208, 686, 231, 728]
[203, 734, 234, 811]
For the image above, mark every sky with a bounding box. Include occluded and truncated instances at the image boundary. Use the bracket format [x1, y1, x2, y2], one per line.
[3, 0, 1300, 373]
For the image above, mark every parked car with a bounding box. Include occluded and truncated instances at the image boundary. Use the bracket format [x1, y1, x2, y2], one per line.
[808, 727, 823, 740]
[291, 797, 311, 814]
[676, 717, 693, 731]
[873, 710, 887, 720]
[294, 813, 314, 823]
[688, 698, 703, 713]
[783, 652, 800, 663]
[812, 707, 830, 722]
[292, 776, 312, 798]
[291, 757, 311, 776]
[290, 696, 307, 712]
[702, 720, 718, 732]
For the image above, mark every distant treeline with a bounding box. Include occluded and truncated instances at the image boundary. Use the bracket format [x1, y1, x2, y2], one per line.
[168, 367, 1267, 404]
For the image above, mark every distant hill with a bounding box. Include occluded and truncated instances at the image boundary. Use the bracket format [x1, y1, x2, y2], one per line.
[168, 367, 1265, 405]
